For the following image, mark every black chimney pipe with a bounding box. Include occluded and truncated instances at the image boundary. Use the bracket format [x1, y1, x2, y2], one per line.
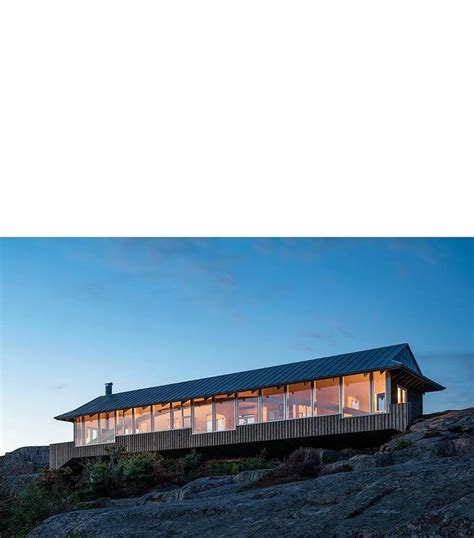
[105, 382, 113, 396]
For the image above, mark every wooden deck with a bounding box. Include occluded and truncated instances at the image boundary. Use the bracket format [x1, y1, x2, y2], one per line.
[50, 403, 412, 469]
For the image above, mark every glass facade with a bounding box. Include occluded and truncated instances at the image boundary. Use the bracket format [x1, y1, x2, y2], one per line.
[373, 371, 386, 412]
[124, 409, 134, 435]
[214, 395, 236, 431]
[287, 382, 312, 419]
[116, 410, 124, 436]
[343, 373, 371, 417]
[153, 404, 171, 431]
[100, 411, 116, 443]
[193, 398, 213, 433]
[74, 417, 84, 446]
[73, 371, 393, 446]
[261, 386, 285, 422]
[237, 390, 259, 425]
[84, 414, 99, 445]
[134, 406, 152, 433]
[314, 378, 340, 415]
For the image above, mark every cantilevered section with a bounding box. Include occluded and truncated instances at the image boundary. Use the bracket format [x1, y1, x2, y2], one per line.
[55, 343, 442, 421]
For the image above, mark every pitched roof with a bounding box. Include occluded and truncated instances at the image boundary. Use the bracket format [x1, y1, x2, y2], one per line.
[55, 343, 444, 421]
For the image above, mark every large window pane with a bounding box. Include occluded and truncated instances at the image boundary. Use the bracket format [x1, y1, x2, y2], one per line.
[373, 371, 386, 412]
[343, 373, 370, 417]
[134, 406, 152, 433]
[124, 409, 134, 435]
[84, 414, 99, 445]
[100, 411, 116, 443]
[214, 395, 235, 431]
[314, 378, 340, 416]
[261, 386, 285, 422]
[287, 382, 312, 419]
[116, 410, 124, 435]
[237, 390, 259, 425]
[183, 401, 191, 428]
[74, 417, 84, 447]
[193, 398, 213, 433]
[153, 404, 171, 431]
[173, 401, 191, 429]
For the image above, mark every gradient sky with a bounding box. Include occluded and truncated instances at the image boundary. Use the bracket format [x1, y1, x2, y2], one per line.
[0, 238, 473, 455]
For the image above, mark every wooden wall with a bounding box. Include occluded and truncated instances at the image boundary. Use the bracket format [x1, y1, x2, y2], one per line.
[50, 402, 412, 469]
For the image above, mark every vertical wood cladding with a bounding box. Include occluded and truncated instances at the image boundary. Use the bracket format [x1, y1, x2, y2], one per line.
[50, 403, 412, 469]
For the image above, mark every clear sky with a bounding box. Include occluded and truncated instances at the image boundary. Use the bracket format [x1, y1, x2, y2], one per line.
[0, 238, 473, 455]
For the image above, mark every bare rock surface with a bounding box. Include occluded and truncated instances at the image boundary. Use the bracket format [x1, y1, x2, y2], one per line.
[0, 446, 49, 494]
[28, 409, 474, 537]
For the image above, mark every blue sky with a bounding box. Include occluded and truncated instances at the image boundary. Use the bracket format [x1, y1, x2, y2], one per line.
[0, 238, 473, 454]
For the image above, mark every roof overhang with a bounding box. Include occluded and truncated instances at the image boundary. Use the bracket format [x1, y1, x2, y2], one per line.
[389, 365, 445, 393]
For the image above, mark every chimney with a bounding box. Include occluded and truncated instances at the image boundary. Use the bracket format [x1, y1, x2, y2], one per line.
[105, 382, 113, 396]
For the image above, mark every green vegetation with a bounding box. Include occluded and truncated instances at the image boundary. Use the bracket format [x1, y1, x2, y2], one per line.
[394, 437, 414, 450]
[2, 447, 273, 537]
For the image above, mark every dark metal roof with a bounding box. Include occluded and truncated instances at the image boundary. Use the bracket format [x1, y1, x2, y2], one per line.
[55, 343, 445, 421]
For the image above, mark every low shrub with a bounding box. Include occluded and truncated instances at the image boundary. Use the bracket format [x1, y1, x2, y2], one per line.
[8, 482, 56, 536]
[394, 438, 414, 450]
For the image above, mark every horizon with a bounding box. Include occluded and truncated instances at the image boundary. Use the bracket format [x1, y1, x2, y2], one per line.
[1, 238, 473, 455]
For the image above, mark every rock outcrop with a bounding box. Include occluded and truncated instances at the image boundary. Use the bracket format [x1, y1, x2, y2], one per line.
[0, 446, 49, 494]
[29, 409, 474, 537]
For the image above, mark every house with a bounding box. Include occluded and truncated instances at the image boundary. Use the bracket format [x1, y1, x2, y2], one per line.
[49, 343, 444, 469]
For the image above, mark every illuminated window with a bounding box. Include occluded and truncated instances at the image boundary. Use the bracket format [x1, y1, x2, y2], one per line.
[287, 382, 312, 419]
[214, 395, 236, 431]
[153, 404, 171, 431]
[373, 371, 387, 412]
[74, 417, 84, 447]
[84, 414, 99, 445]
[193, 398, 213, 433]
[116, 410, 124, 435]
[314, 378, 340, 416]
[172, 401, 191, 429]
[397, 385, 408, 404]
[183, 401, 191, 428]
[237, 390, 259, 425]
[100, 411, 116, 443]
[343, 373, 370, 417]
[134, 406, 152, 433]
[261, 386, 285, 422]
[124, 409, 134, 435]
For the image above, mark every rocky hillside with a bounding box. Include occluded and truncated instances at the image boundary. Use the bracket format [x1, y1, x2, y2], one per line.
[26, 408, 474, 536]
[0, 446, 49, 494]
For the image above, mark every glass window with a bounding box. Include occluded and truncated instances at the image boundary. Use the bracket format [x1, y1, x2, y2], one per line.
[116, 410, 124, 436]
[134, 406, 152, 433]
[287, 382, 312, 419]
[343, 373, 370, 417]
[193, 398, 213, 433]
[124, 408, 134, 435]
[373, 371, 386, 412]
[214, 395, 235, 431]
[237, 390, 259, 425]
[153, 404, 171, 431]
[100, 411, 116, 443]
[183, 401, 191, 428]
[261, 386, 285, 422]
[172, 402, 185, 429]
[74, 417, 84, 447]
[397, 385, 407, 404]
[84, 414, 99, 445]
[314, 378, 340, 416]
